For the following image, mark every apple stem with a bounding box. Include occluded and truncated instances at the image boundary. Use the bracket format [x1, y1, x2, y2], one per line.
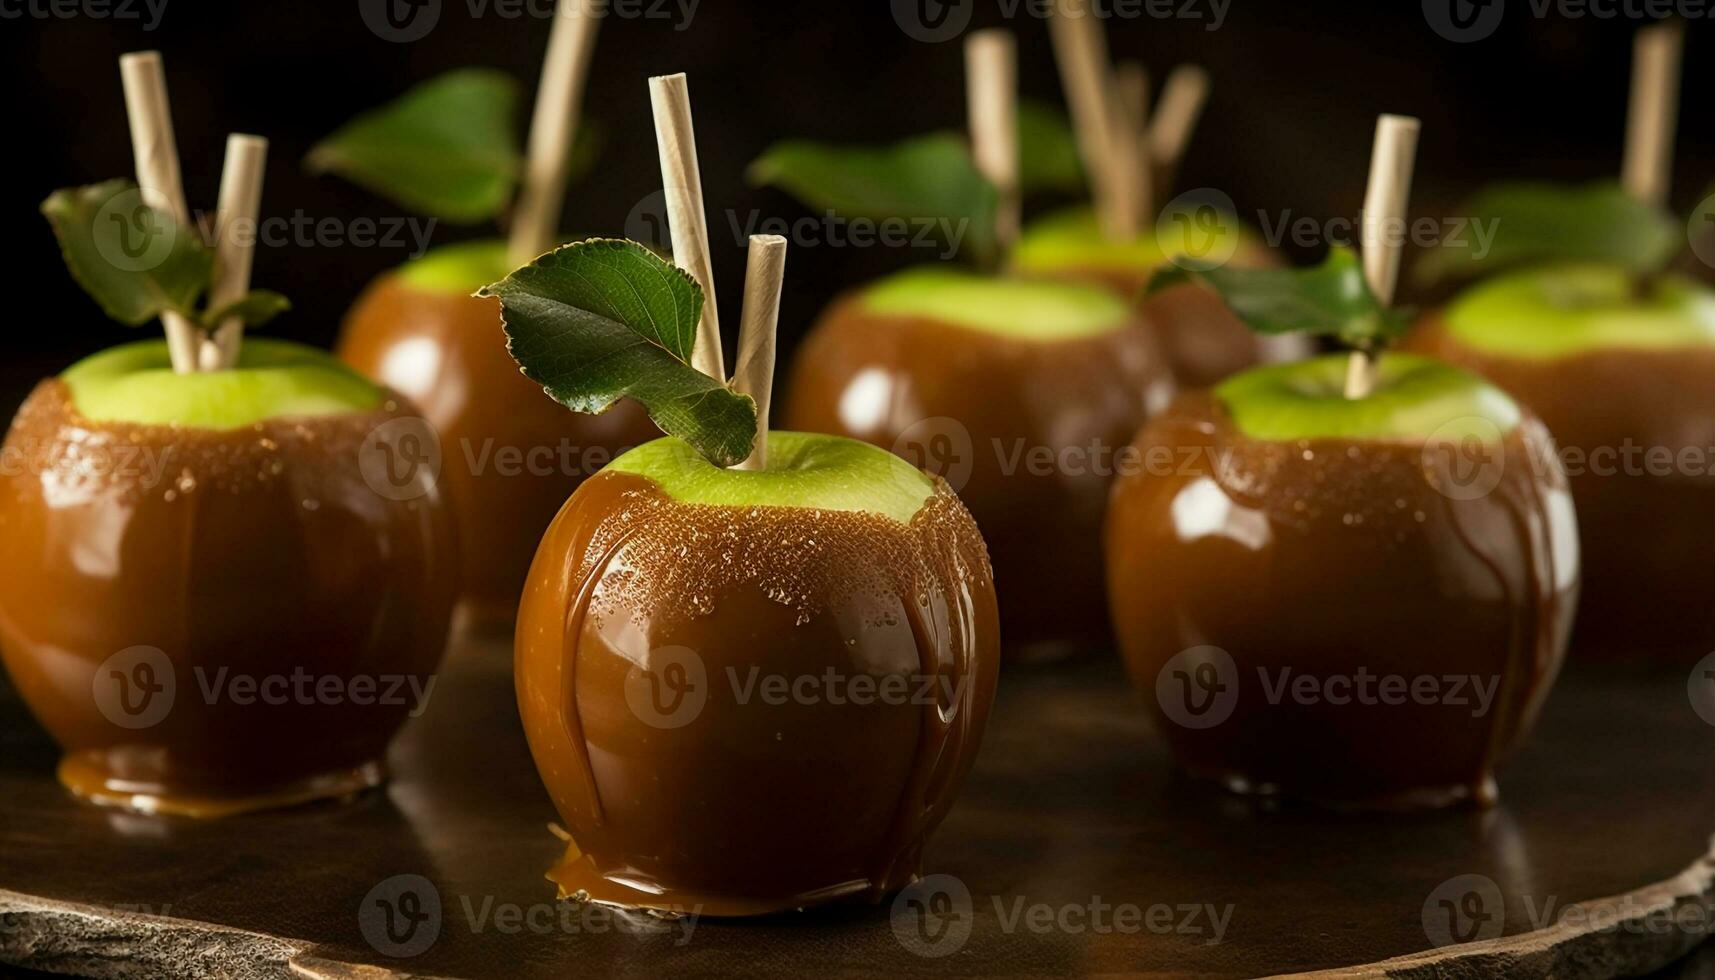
[732, 235, 788, 472]
[1347, 113, 1421, 401]
[203, 134, 268, 371]
[1148, 65, 1211, 195]
[509, 0, 602, 267]
[965, 29, 1021, 261]
[1048, 0, 1142, 241]
[119, 52, 200, 375]
[649, 73, 727, 383]
[1621, 21, 1683, 211]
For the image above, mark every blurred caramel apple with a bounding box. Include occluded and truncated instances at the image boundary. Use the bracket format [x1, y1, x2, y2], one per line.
[339, 240, 657, 621]
[1013, 208, 1308, 387]
[515, 432, 998, 914]
[1106, 354, 1578, 807]
[783, 266, 1172, 662]
[0, 340, 458, 816]
[1408, 264, 1715, 659]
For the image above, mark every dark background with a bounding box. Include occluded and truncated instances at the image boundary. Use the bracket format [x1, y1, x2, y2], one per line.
[3, 0, 1710, 400]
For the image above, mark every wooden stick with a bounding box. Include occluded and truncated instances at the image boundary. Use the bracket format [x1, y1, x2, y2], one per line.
[203, 135, 268, 371]
[1048, 0, 1139, 240]
[1347, 114, 1421, 400]
[966, 29, 1020, 258]
[648, 73, 725, 382]
[509, 0, 602, 266]
[119, 51, 199, 374]
[1148, 65, 1211, 193]
[1113, 60, 1154, 231]
[1621, 21, 1684, 210]
[731, 235, 787, 472]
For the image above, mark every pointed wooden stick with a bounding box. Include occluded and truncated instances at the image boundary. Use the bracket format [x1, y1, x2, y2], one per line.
[966, 29, 1020, 258]
[648, 72, 725, 382]
[1113, 60, 1154, 231]
[1048, 0, 1139, 240]
[509, 0, 602, 266]
[732, 235, 787, 472]
[203, 134, 268, 371]
[119, 51, 199, 374]
[1621, 21, 1684, 210]
[1347, 114, 1420, 400]
[1149, 65, 1211, 193]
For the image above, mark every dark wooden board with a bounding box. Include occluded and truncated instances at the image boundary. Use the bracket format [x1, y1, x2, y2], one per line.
[1, 631, 1713, 979]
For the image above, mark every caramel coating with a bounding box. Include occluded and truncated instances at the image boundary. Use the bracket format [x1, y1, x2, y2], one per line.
[515, 472, 999, 915]
[340, 277, 658, 621]
[1105, 393, 1577, 808]
[784, 296, 1170, 661]
[0, 382, 458, 816]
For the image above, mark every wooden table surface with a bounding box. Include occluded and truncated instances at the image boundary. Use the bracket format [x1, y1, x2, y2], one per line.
[2, 630, 1714, 979]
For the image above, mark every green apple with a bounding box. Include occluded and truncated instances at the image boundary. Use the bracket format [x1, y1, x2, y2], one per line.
[1215, 353, 1523, 443]
[62, 338, 384, 429]
[1444, 264, 1715, 359]
[395, 238, 512, 294]
[859, 266, 1131, 340]
[1010, 207, 1255, 275]
[608, 431, 933, 525]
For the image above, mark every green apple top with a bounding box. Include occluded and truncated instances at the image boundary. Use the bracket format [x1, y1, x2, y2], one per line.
[394, 239, 514, 295]
[1444, 264, 1715, 359]
[63, 339, 384, 429]
[859, 266, 1132, 340]
[1010, 207, 1255, 277]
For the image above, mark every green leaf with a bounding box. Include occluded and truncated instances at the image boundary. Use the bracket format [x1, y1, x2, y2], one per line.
[748, 133, 998, 263]
[478, 239, 757, 467]
[41, 179, 213, 326]
[1150, 246, 1409, 349]
[1415, 181, 1681, 287]
[203, 290, 292, 330]
[306, 69, 523, 224]
[1017, 100, 1084, 194]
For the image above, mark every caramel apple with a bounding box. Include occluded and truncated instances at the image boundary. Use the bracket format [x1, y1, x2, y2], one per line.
[1109, 116, 1576, 807]
[313, 31, 656, 622]
[1107, 355, 1577, 807]
[339, 242, 655, 620]
[783, 268, 1169, 661]
[1410, 265, 1715, 658]
[0, 341, 457, 816]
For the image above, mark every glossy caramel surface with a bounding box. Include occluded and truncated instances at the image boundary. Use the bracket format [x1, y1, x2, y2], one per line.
[1412, 317, 1715, 661]
[783, 297, 1171, 661]
[1105, 392, 1578, 807]
[340, 277, 658, 620]
[0, 382, 458, 816]
[514, 471, 999, 916]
